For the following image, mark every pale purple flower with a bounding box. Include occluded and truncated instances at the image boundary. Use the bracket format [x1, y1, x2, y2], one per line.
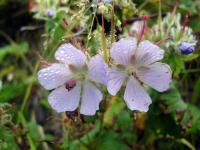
[107, 38, 172, 112]
[38, 43, 107, 115]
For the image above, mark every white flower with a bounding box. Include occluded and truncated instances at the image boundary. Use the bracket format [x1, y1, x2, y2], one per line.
[38, 43, 107, 115]
[107, 38, 172, 112]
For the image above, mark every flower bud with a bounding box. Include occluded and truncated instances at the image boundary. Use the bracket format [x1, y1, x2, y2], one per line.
[47, 8, 55, 18]
[130, 21, 143, 36]
[93, 0, 112, 3]
[179, 42, 196, 55]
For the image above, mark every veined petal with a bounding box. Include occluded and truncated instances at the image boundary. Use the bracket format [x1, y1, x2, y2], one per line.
[124, 77, 151, 112]
[88, 55, 108, 85]
[38, 63, 72, 90]
[136, 62, 172, 92]
[110, 38, 137, 65]
[48, 83, 81, 112]
[55, 43, 86, 67]
[107, 68, 127, 95]
[135, 40, 164, 67]
[80, 82, 102, 116]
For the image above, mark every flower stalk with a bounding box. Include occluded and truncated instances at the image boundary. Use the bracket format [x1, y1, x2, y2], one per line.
[101, 13, 109, 62]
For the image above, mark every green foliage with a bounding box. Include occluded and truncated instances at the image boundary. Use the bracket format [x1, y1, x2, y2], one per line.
[161, 82, 187, 112]
[0, 42, 28, 62]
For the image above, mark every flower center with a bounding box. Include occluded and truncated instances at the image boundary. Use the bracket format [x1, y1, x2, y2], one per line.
[68, 64, 88, 81]
[75, 71, 87, 80]
[125, 65, 136, 75]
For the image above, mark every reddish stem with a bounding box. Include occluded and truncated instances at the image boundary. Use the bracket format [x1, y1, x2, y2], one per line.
[35, 51, 51, 67]
[63, 18, 70, 29]
[137, 16, 149, 44]
[181, 14, 189, 32]
[155, 36, 172, 46]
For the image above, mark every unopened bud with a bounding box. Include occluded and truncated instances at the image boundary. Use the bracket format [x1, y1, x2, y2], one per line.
[179, 42, 196, 55]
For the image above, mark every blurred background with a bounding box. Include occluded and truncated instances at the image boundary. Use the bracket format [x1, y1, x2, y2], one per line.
[0, 0, 200, 149]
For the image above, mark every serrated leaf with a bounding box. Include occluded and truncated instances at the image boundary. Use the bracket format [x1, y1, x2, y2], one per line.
[161, 83, 187, 112]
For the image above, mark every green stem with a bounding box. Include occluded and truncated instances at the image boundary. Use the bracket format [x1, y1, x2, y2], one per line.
[111, 1, 115, 43]
[70, 121, 101, 148]
[137, 0, 150, 13]
[18, 112, 36, 150]
[86, 6, 97, 48]
[20, 61, 40, 114]
[158, 0, 162, 34]
[101, 13, 109, 62]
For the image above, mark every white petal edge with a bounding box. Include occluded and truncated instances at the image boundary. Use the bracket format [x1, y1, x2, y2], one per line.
[124, 77, 152, 112]
[38, 63, 72, 90]
[88, 54, 108, 85]
[80, 82, 102, 116]
[136, 62, 172, 92]
[107, 68, 127, 96]
[48, 83, 81, 112]
[110, 38, 137, 65]
[135, 40, 164, 67]
[55, 43, 86, 67]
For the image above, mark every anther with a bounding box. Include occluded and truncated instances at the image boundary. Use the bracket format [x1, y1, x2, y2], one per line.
[65, 79, 76, 91]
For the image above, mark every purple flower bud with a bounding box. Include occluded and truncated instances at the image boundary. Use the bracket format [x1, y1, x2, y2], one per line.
[179, 42, 195, 55]
[47, 9, 55, 18]
[93, 0, 112, 4]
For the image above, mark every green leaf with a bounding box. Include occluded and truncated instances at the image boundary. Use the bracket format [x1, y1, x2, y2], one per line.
[161, 83, 187, 112]
[192, 76, 200, 103]
[187, 104, 200, 133]
[0, 83, 25, 102]
[182, 54, 199, 62]
[96, 131, 130, 150]
[117, 110, 132, 130]
[103, 97, 125, 126]
[166, 53, 185, 77]
[0, 42, 29, 62]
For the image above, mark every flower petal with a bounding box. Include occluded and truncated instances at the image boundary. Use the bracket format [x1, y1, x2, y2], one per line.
[110, 38, 137, 65]
[137, 62, 172, 92]
[55, 43, 86, 67]
[88, 55, 108, 85]
[48, 83, 81, 112]
[80, 82, 102, 115]
[124, 77, 151, 112]
[135, 40, 164, 67]
[107, 68, 127, 95]
[38, 63, 72, 90]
